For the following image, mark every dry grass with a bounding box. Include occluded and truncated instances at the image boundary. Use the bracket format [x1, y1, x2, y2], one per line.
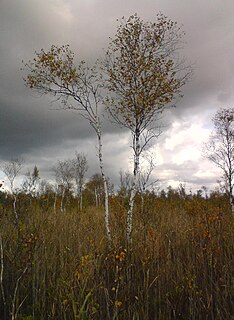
[0, 192, 233, 319]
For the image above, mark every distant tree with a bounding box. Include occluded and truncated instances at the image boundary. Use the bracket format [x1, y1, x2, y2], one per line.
[201, 186, 208, 199]
[38, 179, 54, 196]
[72, 153, 88, 210]
[103, 14, 191, 245]
[85, 173, 105, 207]
[160, 189, 167, 199]
[177, 183, 187, 199]
[53, 159, 74, 212]
[24, 45, 112, 245]
[38, 179, 57, 211]
[139, 155, 158, 219]
[204, 107, 234, 212]
[1, 158, 24, 221]
[84, 173, 113, 207]
[2, 159, 23, 193]
[139, 154, 158, 193]
[167, 185, 177, 199]
[196, 189, 203, 198]
[118, 170, 132, 198]
[21, 165, 40, 196]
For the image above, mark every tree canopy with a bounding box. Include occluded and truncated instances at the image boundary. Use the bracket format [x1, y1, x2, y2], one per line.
[103, 13, 191, 134]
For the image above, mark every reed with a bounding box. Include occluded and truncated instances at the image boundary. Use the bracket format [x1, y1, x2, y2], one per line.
[0, 192, 233, 319]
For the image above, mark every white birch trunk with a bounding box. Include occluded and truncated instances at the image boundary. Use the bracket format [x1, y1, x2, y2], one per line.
[60, 188, 65, 213]
[53, 193, 57, 213]
[13, 194, 19, 222]
[95, 188, 98, 207]
[126, 134, 140, 247]
[79, 193, 83, 211]
[78, 185, 83, 211]
[229, 193, 234, 214]
[227, 177, 234, 214]
[96, 127, 112, 246]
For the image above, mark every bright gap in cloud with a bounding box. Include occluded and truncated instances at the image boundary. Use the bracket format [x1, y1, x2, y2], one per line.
[164, 120, 210, 165]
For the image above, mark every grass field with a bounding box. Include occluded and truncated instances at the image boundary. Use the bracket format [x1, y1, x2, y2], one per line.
[0, 190, 233, 319]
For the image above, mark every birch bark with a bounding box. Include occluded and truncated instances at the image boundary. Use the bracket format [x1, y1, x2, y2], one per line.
[126, 133, 140, 247]
[96, 125, 112, 246]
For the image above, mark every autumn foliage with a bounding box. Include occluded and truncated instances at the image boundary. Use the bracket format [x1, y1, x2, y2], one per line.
[0, 188, 233, 319]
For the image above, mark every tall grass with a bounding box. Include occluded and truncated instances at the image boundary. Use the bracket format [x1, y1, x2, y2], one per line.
[0, 192, 233, 319]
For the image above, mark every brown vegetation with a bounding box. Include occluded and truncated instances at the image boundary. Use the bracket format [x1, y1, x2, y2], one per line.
[0, 189, 233, 319]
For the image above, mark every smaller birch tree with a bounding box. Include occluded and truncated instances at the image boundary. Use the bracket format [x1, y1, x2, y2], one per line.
[1, 158, 24, 222]
[103, 14, 191, 246]
[23, 45, 112, 245]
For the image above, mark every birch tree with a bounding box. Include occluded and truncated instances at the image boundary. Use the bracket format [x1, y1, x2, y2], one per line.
[1, 158, 24, 222]
[21, 165, 40, 196]
[103, 14, 191, 246]
[118, 170, 132, 198]
[85, 173, 105, 207]
[85, 173, 114, 207]
[204, 107, 234, 212]
[53, 159, 74, 212]
[23, 45, 112, 245]
[72, 152, 88, 211]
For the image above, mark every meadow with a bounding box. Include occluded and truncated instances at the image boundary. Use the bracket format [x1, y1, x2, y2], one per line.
[0, 187, 233, 319]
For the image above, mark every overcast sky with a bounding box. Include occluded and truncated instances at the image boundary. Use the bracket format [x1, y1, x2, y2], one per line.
[0, 0, 234, 192]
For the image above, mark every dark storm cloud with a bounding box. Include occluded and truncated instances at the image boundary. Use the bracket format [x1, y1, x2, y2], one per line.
[0, 96, 96, 159]
[167, 1, 234, 119]
[0, 0, 233, 188]
[0, 0, 128, 162]
[0, 0, 74, 160]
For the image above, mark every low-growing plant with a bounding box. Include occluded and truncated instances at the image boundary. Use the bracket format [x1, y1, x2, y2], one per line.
[0, 190, 233, 319]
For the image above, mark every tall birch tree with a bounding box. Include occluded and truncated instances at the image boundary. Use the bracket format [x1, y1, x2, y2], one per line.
[103, 14, 191, 246]
[23, 45, 112, 245]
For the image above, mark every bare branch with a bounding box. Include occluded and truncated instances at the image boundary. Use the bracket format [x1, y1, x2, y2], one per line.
[204, 107, 234, 212]
[23, 45, 112, 244]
